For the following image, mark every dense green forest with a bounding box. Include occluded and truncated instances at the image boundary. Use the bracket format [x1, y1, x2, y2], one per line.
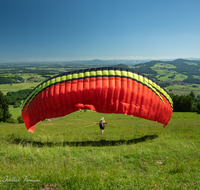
[170, 91, 200, 112]
[133, 61, 158, 75]
[7, 89, 32, 107]
[183, 75, 200, 84]
[0, 91, 12, 122]
[0, 76, 24, 84]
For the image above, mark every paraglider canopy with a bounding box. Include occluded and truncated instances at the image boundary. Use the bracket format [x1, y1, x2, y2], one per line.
[22, 67, 173, 132]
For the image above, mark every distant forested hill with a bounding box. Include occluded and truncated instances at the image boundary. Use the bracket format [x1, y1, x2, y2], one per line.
[131, 59, 200, 83]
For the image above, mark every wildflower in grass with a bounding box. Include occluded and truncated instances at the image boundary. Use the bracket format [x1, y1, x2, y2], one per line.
[157, 160, 163, 165]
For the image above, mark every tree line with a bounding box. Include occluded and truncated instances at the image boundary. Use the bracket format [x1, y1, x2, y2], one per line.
[0, 91, 23, 123]
[170, 91, 200, 113]
[0, 76, 24, 84]
[7, 89, 32, 108]
[183, 75, 200, 84]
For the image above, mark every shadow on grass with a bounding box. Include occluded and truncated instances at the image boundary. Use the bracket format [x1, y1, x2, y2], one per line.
[7, 134, 158, 147]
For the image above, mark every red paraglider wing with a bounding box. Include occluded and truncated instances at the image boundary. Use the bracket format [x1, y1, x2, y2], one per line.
[22, 67, 173, 132]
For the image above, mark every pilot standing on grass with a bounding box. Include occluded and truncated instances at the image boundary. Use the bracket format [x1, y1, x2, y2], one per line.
[96, 117, 107, 135]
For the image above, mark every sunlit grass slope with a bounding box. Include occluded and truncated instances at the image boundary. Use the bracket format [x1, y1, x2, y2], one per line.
[0, 111, 200, 189]
[0, 82, 40, 95]
[9, 106, 21, 119]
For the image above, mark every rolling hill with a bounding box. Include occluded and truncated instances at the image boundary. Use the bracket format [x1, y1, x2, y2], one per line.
[130, 59, 200, 84]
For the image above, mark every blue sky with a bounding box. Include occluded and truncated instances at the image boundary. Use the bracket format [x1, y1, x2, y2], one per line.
[0, 0, 200, 62]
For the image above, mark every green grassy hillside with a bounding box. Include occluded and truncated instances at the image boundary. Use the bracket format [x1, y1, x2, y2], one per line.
[0, 111, 200, 189]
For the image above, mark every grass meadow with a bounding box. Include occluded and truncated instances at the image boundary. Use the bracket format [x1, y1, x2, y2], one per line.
[0, 83, 40, 95]
[166, 84, 200, 95]
[9, 106, 21, 119]
[0, 111, 200, 189]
